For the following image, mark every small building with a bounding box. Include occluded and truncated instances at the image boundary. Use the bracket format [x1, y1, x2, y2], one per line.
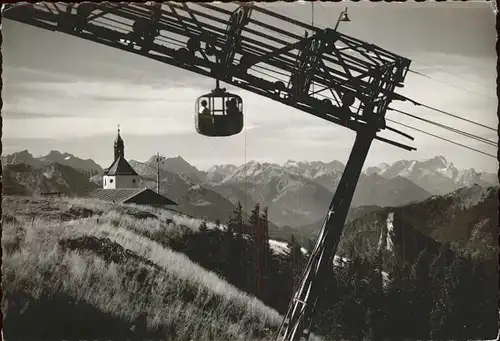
[85, 127, 177, 207]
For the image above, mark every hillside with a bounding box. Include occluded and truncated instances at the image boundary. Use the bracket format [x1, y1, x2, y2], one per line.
[337, 185, 498, 262]
[292, 205, 383, 242]
[2, 196, 281, 341]
[3, 163, 58, 195]
[351, 174, 432, 207]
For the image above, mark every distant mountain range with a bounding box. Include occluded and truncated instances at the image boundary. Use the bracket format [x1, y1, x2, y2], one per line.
[2, 150, 497, 230]
[1, 150, 102, 174]
[204, 156, 496, 227]
[3, 162, 98, 196]
[366, 156, 497, 195]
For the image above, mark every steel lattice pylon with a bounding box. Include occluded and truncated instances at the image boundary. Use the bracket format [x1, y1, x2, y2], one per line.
[2, 3, 414, 340]
[276, 128, 376, 341]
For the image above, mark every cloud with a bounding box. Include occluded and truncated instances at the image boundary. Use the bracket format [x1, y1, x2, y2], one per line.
[2, 5, 497, 174]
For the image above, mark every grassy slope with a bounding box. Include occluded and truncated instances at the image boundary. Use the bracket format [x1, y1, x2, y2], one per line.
[2, 196, 281, 341]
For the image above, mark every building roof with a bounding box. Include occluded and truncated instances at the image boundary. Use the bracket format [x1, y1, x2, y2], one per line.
[85, 188, 145, 203]
[124, 188, 178, 206]
[84, 188, 177, 206]
[104, 156, 138, 176]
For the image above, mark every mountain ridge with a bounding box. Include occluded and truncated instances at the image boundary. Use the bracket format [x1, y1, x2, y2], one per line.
[337, 184, 498, 261]
[3, 162, 99, 196]
[2, 150, 102, 174]
[4, 150, 497, 229]
[4, 150, 496, 191]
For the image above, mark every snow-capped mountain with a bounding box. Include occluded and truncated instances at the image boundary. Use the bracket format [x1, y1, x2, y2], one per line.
[375, 156, 497, 195]
[206, 156, 497, 200]
[205, 160, 433, 228]
[206, 164, 239, 183]
[282, 160, 345, 189]
[216, 161, 334, 228]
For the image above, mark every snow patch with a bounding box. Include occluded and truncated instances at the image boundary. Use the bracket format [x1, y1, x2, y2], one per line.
[436, 164, 456, 179]
[269, 239, 308, 255]
[385, 212, 395, 252]
[399, 160, 417, 177]
[333, 255, 350, 266]
[190, 200, 211, 206]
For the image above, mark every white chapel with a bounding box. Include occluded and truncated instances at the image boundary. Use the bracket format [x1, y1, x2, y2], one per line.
[102, 127, 139, 189]
[85, 126, 177, 207]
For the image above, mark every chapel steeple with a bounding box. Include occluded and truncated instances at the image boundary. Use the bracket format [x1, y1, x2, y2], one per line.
[114, 124, 124, 160]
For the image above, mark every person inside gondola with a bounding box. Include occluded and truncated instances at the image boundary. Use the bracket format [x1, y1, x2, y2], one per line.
[200, 99, 211, 115]
[226, 98, 239, 116]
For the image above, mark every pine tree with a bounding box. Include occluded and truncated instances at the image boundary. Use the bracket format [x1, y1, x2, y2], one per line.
[199, 220, 209, 232]
[287, 235, 305, 290]
[430, 260, 458, 339]
[247, 203, 260, 236]
[407, 247, 433, 339]
[365, 250, 386, 341]
[468, 257, 499, 338]
[256, 206, 271, 301]
[313, 270, 341, 339]
[385, 256, 412, 341]
[430, 255, 479, 339]
[259, 206, 270, 251]
[227, 201, 244, 234]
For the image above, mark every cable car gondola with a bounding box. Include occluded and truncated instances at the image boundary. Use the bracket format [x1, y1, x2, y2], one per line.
[195, 80, 243, 137]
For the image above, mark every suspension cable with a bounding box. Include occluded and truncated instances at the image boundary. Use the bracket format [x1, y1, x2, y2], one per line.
[388, 107, 496, 147]
[397, 94, 496, 132]
[386, 119, 496, 159]
[408, 69, 494, 101]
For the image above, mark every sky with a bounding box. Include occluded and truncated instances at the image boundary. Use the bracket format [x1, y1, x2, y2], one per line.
[2, 1, 497, 172]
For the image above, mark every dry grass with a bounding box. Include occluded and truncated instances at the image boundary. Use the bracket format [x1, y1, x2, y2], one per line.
[2, 196, 281, 340]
